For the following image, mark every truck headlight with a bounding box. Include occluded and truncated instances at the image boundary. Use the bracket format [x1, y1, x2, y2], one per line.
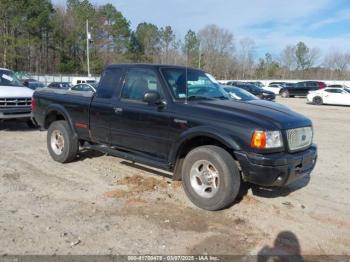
[251, 130, 283, 149]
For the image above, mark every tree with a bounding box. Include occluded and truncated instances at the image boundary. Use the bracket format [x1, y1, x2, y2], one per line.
[295, 42, 320, 70]
[0, 0, 54, 72]
[237, 37, 256, 78]
[198, 24, 235, 78]
[183, 30, 200, 67]
[134, 22, 160, 62]
[127, 32, 143, 62]
[160, 26, 175, 63]
[280, 45, 297, 77]
[96, 4, 130, 53]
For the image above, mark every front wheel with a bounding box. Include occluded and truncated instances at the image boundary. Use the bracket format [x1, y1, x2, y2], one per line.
[47, 120, 78, 163]
[280, 90, 289, 98]
[312, 96, 323, 105]
[182, 145, 241, 211]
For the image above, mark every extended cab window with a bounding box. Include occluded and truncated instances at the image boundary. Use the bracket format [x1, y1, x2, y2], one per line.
[97, 68, 122, 98]
[121, 68, 161, 101]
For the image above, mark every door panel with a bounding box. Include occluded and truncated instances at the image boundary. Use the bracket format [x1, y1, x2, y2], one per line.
[109, 68, 171, 160]
[90, 97, 114, 143]
[89, 67, 123, 143]
[343, 94, 350, 105]
[294, 82, 306, 96]
[110, 102, 171, 159]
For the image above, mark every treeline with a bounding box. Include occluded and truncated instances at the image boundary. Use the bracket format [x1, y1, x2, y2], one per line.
[1, 0, 350, 80]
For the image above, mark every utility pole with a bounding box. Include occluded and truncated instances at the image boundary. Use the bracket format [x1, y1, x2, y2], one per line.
[86, 19, 91, 77]
[198, 42, 202, 69]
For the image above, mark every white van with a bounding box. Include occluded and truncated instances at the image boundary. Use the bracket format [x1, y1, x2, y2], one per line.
[71, 77, 96, 85]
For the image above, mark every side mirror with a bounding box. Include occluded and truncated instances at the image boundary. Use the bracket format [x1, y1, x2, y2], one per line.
[143, 91, 162, 105]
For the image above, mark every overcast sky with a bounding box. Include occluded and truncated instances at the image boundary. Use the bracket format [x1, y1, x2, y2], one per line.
[53, 0, 350, 57]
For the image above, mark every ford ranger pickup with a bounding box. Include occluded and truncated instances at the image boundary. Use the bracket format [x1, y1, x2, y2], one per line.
[32, 64, 317, 210]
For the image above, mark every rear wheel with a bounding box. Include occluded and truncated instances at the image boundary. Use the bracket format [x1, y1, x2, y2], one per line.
[47, 120, 78, 163]
[312, 96, 323, 105]
[280, 90, 289, 98]
[182, 145, 241, 211]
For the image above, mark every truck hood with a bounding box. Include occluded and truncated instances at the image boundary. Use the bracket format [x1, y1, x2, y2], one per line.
[194, 99, 312, 130]
[0, 85, 33, 98]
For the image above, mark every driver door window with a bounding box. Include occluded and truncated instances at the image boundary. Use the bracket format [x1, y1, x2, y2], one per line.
[121, 69, 162, 102]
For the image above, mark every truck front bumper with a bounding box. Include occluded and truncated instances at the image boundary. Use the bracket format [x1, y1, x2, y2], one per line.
[0, 108, 32, 120]
[235, 145, 317, 187]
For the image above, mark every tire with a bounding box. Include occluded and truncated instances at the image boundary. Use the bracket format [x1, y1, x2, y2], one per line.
[182, 145, 241, 211]
[312, 96, 323, 105]
[280, 90, 289, 98]
[47, 120, 78, 163]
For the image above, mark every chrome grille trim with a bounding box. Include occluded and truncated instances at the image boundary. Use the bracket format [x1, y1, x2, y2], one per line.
[0, 97, 32, 108]
[286, 126, 313, 152]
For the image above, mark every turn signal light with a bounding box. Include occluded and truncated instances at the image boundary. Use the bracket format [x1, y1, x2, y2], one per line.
[31, 96, 36, 112]
[251, 131, 266, 149]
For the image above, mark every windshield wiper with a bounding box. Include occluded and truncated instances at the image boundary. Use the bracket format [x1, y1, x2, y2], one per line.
[213, 95, 229, 100]
[187, 95, 214, 100]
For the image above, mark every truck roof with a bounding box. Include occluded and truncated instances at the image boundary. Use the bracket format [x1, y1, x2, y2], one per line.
[106, 63, 202, 71]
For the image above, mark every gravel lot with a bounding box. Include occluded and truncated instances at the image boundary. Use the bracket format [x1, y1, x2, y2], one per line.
[0, 98, 349, 256]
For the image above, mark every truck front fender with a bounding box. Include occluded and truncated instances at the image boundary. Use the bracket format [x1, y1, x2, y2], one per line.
[169, 126, 241, 164]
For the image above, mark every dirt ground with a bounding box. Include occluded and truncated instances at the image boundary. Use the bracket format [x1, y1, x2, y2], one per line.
[0, 98, 349, 256]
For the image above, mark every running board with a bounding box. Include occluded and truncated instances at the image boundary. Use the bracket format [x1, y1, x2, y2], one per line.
[84, 144, 172, 171]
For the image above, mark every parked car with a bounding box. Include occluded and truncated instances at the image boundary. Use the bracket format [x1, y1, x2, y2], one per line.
[222, 85, 258, 101]
[0, 68, 35, 127]
[264, 83, 284, 95]
[268, 82, 286, 86]
[327, 84, 349, 88]
[280, 81, 326, 98]
[48, 82, 72, 89]
[70, 83, 97, 92]
[23, 79, 46, 90]
[247, 81, 264, 88]
[33, 64, 317, 211]
[307, 87, 350, 106]
[227, 82, 275, 101]
[226, 80, 244, 86]
[71, 77, 96, 85]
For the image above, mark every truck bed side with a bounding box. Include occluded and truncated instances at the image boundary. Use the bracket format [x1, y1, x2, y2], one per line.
[33, 88, 93, 140]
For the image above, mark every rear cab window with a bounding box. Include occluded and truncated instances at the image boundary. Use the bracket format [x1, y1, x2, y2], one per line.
[97, 68, 123, 99]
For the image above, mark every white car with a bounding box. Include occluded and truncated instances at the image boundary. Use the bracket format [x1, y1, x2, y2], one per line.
[69, 83, 97, 92]
[307, 87, 350, 106]
[263, 83, 284, 95]
[0, 68, 34, 126]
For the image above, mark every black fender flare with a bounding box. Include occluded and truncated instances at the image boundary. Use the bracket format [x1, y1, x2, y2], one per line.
[169, 126, 241, 165]
[44, 104, 76, 133]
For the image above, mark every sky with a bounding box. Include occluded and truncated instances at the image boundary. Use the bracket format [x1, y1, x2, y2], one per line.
[53, 0, 350, 58]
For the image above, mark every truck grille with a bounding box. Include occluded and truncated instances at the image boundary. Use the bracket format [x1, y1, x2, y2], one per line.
[286, 126, 313, 152]
[0, 97, 31, 108]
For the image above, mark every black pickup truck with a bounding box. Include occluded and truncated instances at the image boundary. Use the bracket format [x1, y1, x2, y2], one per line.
[33, 64, 317, 211]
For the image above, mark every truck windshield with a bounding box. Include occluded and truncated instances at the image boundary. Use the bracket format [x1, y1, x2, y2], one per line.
[161, 68, 228, 100]
[0, 69, 23, 87]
